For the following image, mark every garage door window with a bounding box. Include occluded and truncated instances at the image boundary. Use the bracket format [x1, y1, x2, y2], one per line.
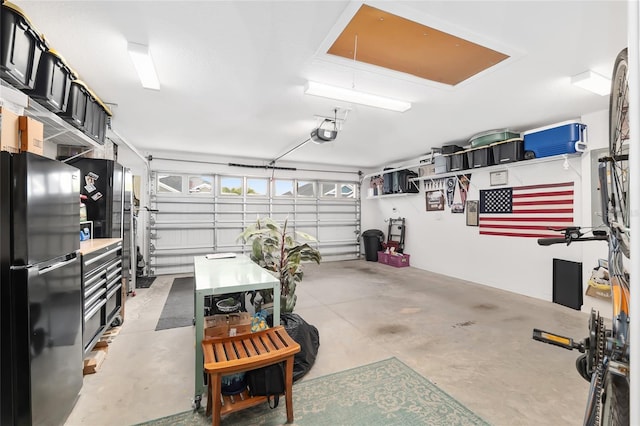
[157, 174, 183, 193]
[341, 184, 356, 198]
[189, 176, 213, 194]
[320, 182, 337, 198]
[274, 179, 294, 197]
[297, 181, 315, 197]
[220, 176, 243, 196]
[247, 178, 268, 196]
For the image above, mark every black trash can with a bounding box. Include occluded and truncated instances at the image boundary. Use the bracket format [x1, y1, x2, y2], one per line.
[362, 229, 384, 261]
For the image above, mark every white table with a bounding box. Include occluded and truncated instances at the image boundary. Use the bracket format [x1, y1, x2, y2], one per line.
[192, 254, 280, 404]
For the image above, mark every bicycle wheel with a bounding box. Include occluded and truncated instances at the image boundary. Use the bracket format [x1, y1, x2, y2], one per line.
[600, 372, 630, 426]
[607, 48, 630, 256]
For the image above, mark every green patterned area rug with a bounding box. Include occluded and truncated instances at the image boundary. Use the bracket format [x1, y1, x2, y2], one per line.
[137, 357, 489, 426]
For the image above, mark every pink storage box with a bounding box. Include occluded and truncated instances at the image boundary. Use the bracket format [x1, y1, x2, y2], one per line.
[388, 254, 410, 268]
[377, 251, 389, 264]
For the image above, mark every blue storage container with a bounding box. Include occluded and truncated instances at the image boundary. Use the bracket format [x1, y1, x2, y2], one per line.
[523, 121, 587, 159]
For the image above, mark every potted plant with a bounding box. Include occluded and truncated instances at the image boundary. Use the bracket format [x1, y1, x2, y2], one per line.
[238, 217, 321, 313]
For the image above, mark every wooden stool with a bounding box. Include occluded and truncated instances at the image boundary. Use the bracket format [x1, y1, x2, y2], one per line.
[201, 326, 301, 426]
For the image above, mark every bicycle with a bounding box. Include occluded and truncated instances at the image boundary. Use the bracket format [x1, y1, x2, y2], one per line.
[532, 48, 631, 426]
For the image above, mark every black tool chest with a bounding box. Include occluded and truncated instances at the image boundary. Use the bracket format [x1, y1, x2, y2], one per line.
[81, 240, 122, 356]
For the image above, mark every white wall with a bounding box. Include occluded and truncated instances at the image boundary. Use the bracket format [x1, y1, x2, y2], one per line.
[362, 109, 612, 316]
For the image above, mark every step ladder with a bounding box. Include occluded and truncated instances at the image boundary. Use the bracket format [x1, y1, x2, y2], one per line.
[386, 217, 406, 253]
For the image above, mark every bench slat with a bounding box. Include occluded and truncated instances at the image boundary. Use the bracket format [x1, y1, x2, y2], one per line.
[241, 338, 257, 357]
[234, 340, 249, 359]
[253, 335, 268, 354]
[223, 341, 238, 360]
[214, 342, 227, 362]
[260, 334, 277, 352]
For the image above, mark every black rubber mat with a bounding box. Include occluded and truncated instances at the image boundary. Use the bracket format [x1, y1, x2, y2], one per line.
[155, 276, 194, 331]
[136, 276, 157, 289]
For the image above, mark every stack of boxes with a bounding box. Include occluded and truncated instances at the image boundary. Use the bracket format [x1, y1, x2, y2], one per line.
[203, 312, 252, 338]
[0, 107, 44, 155]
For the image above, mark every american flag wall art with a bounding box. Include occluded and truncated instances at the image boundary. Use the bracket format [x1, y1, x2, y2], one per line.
[479, 182, 574, 238]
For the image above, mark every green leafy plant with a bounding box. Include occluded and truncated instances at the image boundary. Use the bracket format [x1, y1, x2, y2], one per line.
[238, 217, 321, 313]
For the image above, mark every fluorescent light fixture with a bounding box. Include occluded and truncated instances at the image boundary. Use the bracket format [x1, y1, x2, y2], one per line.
[571, 70, 610, 96]
[304, 81, 411, 112]
[127, 42, 160, 90]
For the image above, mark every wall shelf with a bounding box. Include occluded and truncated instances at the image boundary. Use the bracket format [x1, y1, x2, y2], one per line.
[366, 192, 418, 200]
[409, 152, 583, 182]
[1, 78, 102, 150]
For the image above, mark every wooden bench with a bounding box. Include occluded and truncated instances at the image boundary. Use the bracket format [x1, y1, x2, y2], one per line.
[201, 326, 301, 426]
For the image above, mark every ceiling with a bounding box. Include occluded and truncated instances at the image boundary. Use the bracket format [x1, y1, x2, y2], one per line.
[14, 1, 628, 170]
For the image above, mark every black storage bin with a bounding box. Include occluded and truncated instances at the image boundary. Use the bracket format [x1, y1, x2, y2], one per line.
[27, 48, 76, 113]
[0, 1, 47, 90]
[84, 95, 99, 139]
[491, 138, 524, 164]
[449, 151, 468, 171]
[391, 171, 400, 193]
[441, 144, 463, 154]
[396, 169, 419, 193]
[466, 146, 494, 168]
[362, 229, 384, 261]
[61, 80, 90, 129]
[382, 168, 394, 195]
[84, 95, 111, 145]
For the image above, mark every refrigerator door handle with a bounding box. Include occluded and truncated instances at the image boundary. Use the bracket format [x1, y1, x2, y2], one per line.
[10, 253, 78, 272]
[11, 253, 78, 275]
[37, 254, 78, 276]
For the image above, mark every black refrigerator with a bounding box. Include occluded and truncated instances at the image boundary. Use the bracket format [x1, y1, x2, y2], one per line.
[0, 151, 83, 426]
[67, 158, 124, 239]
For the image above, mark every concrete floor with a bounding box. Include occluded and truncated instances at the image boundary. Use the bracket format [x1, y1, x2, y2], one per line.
[64, 259, 594, 426]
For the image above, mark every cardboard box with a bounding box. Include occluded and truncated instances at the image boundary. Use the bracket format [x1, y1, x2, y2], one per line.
[19, 116, 44, 155]
[0, 107, 20, 153]
[204, 312, 252, 338]
[204, 315, 228, 338]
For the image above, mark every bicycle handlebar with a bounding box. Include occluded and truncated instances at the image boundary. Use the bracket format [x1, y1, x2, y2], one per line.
[537, 238, 567, 246]
[537, 235, 608, 246]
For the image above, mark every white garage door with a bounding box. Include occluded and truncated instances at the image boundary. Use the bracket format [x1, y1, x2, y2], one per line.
[147, 171, 361, 275]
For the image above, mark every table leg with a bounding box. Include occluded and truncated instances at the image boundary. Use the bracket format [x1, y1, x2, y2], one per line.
[211, 374, 222, 426]
[285, 357, 294, 422]
[273, 281, 280, 326]
[195, 288, 206, 398]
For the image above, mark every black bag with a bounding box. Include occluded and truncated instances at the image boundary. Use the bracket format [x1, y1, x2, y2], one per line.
[246, 362, 285, 408]
[280, 313, 320, 382]
[266, 313, 321, 382]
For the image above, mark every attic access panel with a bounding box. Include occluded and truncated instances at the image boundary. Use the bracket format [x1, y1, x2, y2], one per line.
[327, 4, 509, 86]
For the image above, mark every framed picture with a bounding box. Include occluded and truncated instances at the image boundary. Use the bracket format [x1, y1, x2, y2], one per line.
[466, 200, 479, 226]
[490, 170, 508, 186]
[426, 190, 445, 211]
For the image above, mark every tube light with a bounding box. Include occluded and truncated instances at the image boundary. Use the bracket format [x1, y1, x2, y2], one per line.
[571, 70, 610, 96]
[127, 42, 160, 90]
[304, 81, 411, 112]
